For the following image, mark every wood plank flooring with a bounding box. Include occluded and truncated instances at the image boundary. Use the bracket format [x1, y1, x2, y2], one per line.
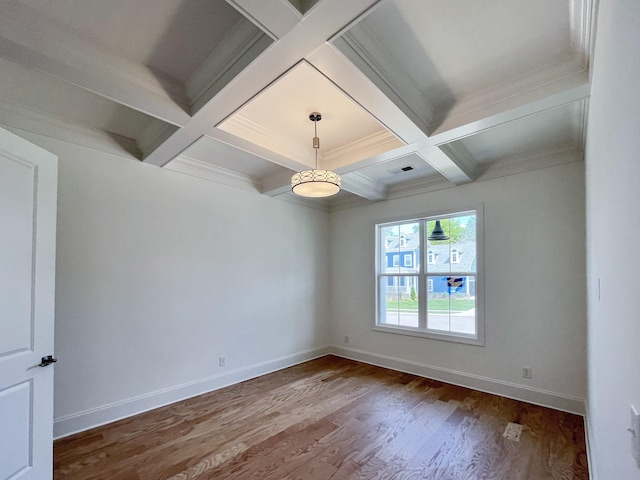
[54, 356, 589, 479]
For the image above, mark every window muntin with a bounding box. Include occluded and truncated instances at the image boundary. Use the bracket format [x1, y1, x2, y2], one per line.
[404, 255, 412, 267]
[375, 209, 482, 345]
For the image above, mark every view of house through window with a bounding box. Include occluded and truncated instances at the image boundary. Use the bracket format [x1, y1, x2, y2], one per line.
[375, 209, 482, 344]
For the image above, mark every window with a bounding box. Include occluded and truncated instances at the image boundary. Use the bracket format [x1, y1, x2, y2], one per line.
[400, 235, 407, 247]
[375, 208, 483, 345]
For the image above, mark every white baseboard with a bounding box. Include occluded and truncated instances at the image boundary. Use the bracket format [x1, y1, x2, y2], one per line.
[53, 345, 332, 439]
[330, 346, 586, 415]
[54, 344, 587, 440]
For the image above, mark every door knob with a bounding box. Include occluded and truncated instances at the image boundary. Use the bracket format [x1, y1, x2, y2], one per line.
[39, 355, 57, 367]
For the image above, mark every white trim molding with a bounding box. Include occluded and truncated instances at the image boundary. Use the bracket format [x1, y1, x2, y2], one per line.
[330, 346, 586, 415]
[583, 399, 598, 479]
[165, 155, 262, 193]
[53, 345, 332, 439]
[54, 347, 587, 441]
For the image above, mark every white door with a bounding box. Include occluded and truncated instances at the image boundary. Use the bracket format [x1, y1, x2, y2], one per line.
[0, 128, 57, 480]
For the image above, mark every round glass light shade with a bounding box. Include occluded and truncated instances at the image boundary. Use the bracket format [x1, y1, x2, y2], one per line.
[291, 169, 341, 197]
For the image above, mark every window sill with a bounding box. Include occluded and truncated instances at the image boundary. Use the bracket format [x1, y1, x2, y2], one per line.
[372, 324, 485, 346]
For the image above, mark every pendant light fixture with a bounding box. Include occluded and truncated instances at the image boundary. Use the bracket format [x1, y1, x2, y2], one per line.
[291, 112, 341, 197]
[428, 220, 449, 241]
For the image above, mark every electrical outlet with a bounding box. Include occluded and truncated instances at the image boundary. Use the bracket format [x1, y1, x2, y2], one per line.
[219, 355, 226, 367]
[344, 335, 350, 344]
[522, 367, 532, 379]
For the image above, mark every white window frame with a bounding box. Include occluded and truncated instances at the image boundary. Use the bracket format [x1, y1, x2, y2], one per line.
[392, 254, 399, 266]
[374, 206, 484, 346]
[404, 255, 412, 267]
[427, 250, 435, 264]
[427, 278, 433, 292]
[451, 248, 459, 264]
[400, 235, 407, 247]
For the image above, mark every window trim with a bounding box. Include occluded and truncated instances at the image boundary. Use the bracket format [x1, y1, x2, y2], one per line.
[404, 254, 412, 267]
[373, 205, 484, 346]
[392, 254, 399, 266]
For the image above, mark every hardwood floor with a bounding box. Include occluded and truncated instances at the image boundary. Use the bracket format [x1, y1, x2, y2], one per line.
[54, 356, 589, 479]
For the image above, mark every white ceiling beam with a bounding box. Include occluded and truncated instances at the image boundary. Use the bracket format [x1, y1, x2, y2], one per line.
[226, 0, 301, 40]
[340, 171, 388, 201]
[307, 43, 427, 145]
[142, 0, 382, 167]
[261, 170, 295, 196]
[305, 43, 477, 186]
[330, 143, 418, 173]
[0, 6, 190, 127]
[429, 72, 591, 146]
[415, 145, 476, 185]
[254, 72, 591, 193]
[206, 129, 310, 172]
[331, 30, 436, 135]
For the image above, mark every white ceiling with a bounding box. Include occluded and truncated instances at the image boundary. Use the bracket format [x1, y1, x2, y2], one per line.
[458, 101, 586, 164]
[0, 0, 594, 209]
[356, 0, 576, 114]
[12, 0, 244, 84]
[218, 61, 404, 168]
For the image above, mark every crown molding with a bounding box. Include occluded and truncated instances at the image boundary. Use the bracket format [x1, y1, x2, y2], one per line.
[187, 19, 272, 111]
[571, 98, 589, 151]
[330, 144, 583, 211]
[322, 130, 404, 170]
[219, 114, 310, 163]
[476, 144, 583, 182]
[273, 192, 330, 212]
[138, 122, 178, 159]
[334, 27, 435, 135]
[0, 3, 191, 124]
[225, 0, 301, 41]
[165, 155, 262, 193]
[437, 143, 480, 182]
[570, 0, 598, 64]
[341, 171, 388, 201]
[430, 72, 590, 149]
[0, 100, 140, 159]
[436, 58, 588, 130]
[260, 169, 295, 196]
[328, 192, 374, 212]
[165, 155, 329, 213]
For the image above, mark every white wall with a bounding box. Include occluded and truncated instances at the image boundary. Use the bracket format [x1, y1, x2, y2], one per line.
[330, 162, 587, 408]
[12, 133, 330, 436]
[586, 0, 640, 477]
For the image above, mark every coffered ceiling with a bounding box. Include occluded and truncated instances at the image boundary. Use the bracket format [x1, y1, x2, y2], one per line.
[0, 0, 596, 209]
